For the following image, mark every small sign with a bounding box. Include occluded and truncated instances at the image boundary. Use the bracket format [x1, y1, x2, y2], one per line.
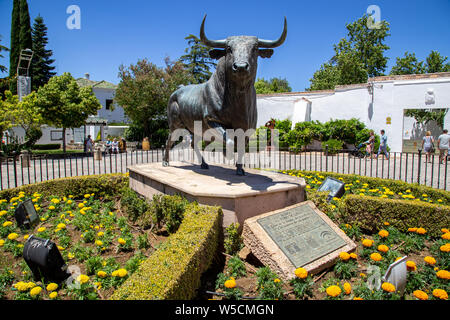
[382, 256, 407, 295]
[14, 199, 38, 229]
[257, 203, 346, 268]
[317, 177, 346, 200]
[386, 117, 391, 125]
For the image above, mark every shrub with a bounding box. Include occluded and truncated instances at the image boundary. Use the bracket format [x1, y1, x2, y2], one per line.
[224, 223, 243, 255]
[120, 187, 149, 222]
[322, 139, 343, 155]
[341, 195, 450, 237]
[227, 256, 246, 278]
[147, 194, 189, 234]
[110, 203, 222, 300]
[32, 143, 61, 150]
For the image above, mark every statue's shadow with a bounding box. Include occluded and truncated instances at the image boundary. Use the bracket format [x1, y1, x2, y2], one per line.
[176, 163, 296, 191]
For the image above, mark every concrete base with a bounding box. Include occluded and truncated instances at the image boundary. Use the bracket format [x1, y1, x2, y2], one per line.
[128, 161, 306, 228]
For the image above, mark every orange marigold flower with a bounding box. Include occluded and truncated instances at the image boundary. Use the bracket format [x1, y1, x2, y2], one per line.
[378, 229, 389, 238]
[353, 297, 363, 300]
[370, 252, 382, 262]
[326, 285, 341, 297]
[432, 289, 448, 300]
[362, 239, 374, 247]
[383, 222, 390, 226]
[349, 253, 357, 259]
[442, 233, 450, 240]
[343, 282, 352, 295]
[416, 228, 426, 235]
[441, 228, 449, 234]
[377, 244, 389, 253]
[408, 227, 418, 232]
[381, 282, 396, 293]
[224, 278, 236, 289]
[413, 290, 428, 300]
[294, 267, 308, 279]
[436, 270, 450, 280]
[339, 252, 350, 261]
[440, 244, 450, 253]
[406, 261, 417, 271]
[424, 256, 436, 265]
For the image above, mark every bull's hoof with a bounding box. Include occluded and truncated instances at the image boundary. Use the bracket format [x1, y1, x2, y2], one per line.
[236, 167, 246, 176]
[162, 161, 169, 167]
[201, 162, 209, 169]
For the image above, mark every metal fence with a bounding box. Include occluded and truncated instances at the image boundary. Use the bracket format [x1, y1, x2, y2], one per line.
[1, 147, 448, 190]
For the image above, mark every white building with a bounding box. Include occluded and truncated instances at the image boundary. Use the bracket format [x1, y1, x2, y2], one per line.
[256, 72, 450, 152]
[9, 73, 129, 146]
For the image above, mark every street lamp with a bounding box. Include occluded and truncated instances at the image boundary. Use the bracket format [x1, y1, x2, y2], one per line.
[17, 48, 33, 101]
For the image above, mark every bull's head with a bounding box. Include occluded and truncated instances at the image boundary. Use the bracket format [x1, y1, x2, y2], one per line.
[200, 15, 287, 81]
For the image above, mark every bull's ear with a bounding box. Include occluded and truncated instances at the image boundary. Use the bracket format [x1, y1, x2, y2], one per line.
[258, 49, 274, 58]
[209, 49, 226, 59]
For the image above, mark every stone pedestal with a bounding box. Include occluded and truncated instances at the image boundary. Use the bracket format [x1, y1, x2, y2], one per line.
[128, 162, 306, 228]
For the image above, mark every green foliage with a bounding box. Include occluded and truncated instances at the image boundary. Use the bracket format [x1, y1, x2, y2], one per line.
[137, 233, 150, 250]
[110, 204, 222, 300]
[333, 259, 358, 280]
[85, 256, 103, 275]
[255, 267, 286, 300]
[125, 251, 147, 274]
[120, 187, 149, 222]
[390, 51, 425, 75]
[227, 256, 246, 278]
[425, 50, 450, 73]
[224, 223, 243, 255]
[254, 77, 292, 94]
[322, 139, 343, 155]
[290, 275, 314, 300]
[147, 194, 189, 234]
[0, 35, 9, 74]
[404, 108, 447, 129]
[0, 268, 15, 299]
[31, 15, 56, 91]
[115, 58, 193, 141]
[179, 34, 216, 84]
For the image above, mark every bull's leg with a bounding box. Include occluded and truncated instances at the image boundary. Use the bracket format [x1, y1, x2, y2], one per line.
[236, 151, 246, 176]
[163, 132, 174, 167]
[191, 135, 209, 169]
[208, 121, 234, 159]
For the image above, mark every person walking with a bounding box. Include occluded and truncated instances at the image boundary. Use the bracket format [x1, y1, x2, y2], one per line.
[85, 135, 94, 153]
[376, 129, 389, 160]
[421, 131, 435, 163]
[364, 130, 375, 159]
[437, 129, 450, 164]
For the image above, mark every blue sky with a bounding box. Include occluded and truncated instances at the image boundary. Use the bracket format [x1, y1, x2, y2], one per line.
[0, 0, 449, 91]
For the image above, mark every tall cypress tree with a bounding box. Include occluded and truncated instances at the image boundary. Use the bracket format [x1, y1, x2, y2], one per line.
[31, 15, 55, 91]
[19, 0, 32, 54]
[9, 0, 20, 78]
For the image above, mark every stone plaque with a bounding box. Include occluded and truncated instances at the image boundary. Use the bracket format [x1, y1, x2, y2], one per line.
[257, 204, 346, 268]
[243, 201, 356, 281]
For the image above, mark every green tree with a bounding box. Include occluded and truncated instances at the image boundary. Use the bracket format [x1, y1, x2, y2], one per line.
[179, 34, 216, 84]
[36, 73, 102, 152]
[425, 50, 450, 73]
[115, 58, 193, 143]
[31, 15, 56, 91]
[9, 0, 33, 93]
[0, 35, 9, 73]
[255, 77, 292, 94]
[308, 14, 389, 90]
[390, 52, 425, 75]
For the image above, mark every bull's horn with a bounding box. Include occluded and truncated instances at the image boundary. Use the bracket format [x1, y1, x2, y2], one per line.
[200, 15, 226, 48]
[258, 17, 287, 48]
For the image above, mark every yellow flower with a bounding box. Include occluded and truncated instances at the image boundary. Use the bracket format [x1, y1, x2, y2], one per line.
[432, 289, 448, 300]
[224, 278, 236, 289]
[95, 240, 103, 246]
[57, 223, 66, 229]
[84, 194, 91, 199]
[68, 252, 75, 259]
[440, 243, 450, 253]
[97, 231, 104, 237]
[326, 285, 341, 297]
[67, 200, 73, 205]
[295, 267, 308, 279]
[117, 269, 128, 278]
[377, 244, 389, 253]
[97, 270, 107, 278]
[46, 283, 58, 292]
[378, 229, 389, 238]
[37, 227, 46, 233]
[2, 221, 13, 227]
[370, 253, 382, 262]
[77, 274, 90, 284]
[442, 233, 450, 240]
[118, 238, 126, 245]
[408, 227, 418, 232]
[350, 253, 357, 260]
[362, 239, 374, 247]
[381, 282, 396, 293]
[441, 228, 449, 233]
[51, 198, 60, 204]
[339, 252, 350, 261]
[436, 270, 450, 280]
[424, 256, 436, 265]
[343, 282, 352, 295]
[0, 239, 4, 247]
[413, 290, 428, 300]
[7, 232, 19, 240]
[383, 222, 390, 226]
[353, 297, 363, 300]
[48, 205, 55, 210]
[78, 203, 84, 209]
[274, 278, 281, 283]
[406, 261, 417, 271]
[49, 291, 58, 299]
[13, 281, 29, 292]
[0, 210, 7, 217]
[29, 286, 42, 297]
[416, 228, 426, 235]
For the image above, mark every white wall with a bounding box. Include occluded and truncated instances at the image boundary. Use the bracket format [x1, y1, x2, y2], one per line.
[256, 76, 450, 152]
[94, 88, 128, 123]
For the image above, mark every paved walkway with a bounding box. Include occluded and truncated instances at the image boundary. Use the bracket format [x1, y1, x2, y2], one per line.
[1, 149, 448, 190]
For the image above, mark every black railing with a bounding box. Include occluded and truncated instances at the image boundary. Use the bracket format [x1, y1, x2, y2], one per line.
[0, 147, 448, 190]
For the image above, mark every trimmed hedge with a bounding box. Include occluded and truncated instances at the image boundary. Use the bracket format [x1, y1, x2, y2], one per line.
[32, 143, 61, 150]
[288, 170, 450, 205]
[340, 195, 450, 237]
[0, 173, 128, 200]
[111, 203, 223, 300]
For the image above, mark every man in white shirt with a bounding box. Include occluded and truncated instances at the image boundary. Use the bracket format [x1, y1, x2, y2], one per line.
[437, 129, 450, 164]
